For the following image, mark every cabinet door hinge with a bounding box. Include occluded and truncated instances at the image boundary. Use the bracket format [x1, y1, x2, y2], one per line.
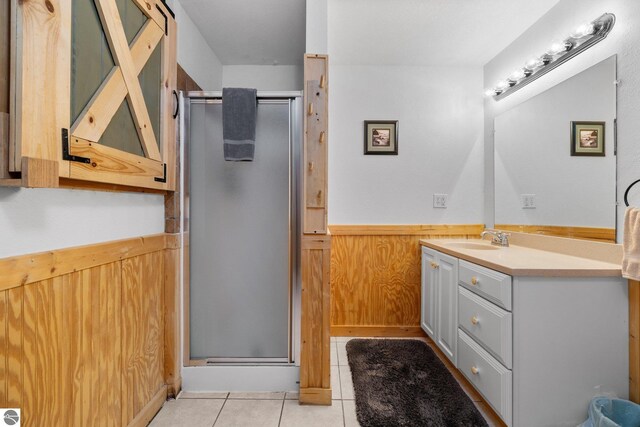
[154, 163, 167, 183]
[61, 129, 91, 164]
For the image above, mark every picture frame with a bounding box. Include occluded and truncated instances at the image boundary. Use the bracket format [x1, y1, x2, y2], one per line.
[571, 121, 605, 156]
[364, 120, 398, 155]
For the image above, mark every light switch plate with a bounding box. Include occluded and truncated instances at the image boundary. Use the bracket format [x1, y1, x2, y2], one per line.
[521, 194, 536, 209]
[433, 194, 448, 208]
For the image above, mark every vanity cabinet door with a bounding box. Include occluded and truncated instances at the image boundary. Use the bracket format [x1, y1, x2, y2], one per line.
[435, 252, 458, 365]
[421, 247, 437, 339]
[421, 247, 458, 365]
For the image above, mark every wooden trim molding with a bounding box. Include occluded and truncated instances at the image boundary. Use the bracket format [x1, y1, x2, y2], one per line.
[495, 224, 615, 243]
[329, 224, 485, 236]
[331, 326, 426, 337]
[0, 233, 176, 292]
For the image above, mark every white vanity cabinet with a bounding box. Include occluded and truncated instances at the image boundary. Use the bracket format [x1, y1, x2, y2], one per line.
[421, 247, 458, 365]
[420, 243, 629, 427]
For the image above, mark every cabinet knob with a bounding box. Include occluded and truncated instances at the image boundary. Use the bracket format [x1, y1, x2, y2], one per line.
[471, 366, 479, 375]
[471, 315, 479, 325]
[430, 262, 439, 269]
[471, 276, 479, 285]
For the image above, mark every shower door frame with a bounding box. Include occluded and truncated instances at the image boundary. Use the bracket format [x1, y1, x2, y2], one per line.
[181, 91, 303, 367]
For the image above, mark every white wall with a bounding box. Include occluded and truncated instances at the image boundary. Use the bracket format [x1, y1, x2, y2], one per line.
[306, 0, 328, 54]
[169, 0, 223, 90]
[221, 65, 303, 91]
[0, 187, 164, 258]
[484, 0, 640, 241]
[329, 65, 484, 224]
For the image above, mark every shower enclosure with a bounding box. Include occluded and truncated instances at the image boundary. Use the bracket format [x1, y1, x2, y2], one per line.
[182, 92, 302, 369]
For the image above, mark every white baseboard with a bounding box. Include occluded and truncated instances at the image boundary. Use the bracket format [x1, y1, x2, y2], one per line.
[181, 365, 300, 392]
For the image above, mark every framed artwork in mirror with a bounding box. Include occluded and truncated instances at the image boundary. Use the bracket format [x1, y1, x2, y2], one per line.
[364, 120, 398, 155]
[571, 121, 605, 156]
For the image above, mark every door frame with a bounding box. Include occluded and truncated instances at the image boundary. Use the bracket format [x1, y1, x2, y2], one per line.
[180, 91, 303, 368]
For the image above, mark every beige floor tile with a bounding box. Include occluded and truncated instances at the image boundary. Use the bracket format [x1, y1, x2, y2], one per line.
[342, 400, 360, 427]
[331, 365, 342, 399]
[339, 365, 354, 400]
[149, 399, 224, 427]
[337, 342, 349, 366]
[214, 399, 283, 427]
[285, 392, 299, 400]
[331, 342, 338, 366]
[228, 391, 285, 400]
[179, 391, 229, 399]
[280, 399, 344, 427]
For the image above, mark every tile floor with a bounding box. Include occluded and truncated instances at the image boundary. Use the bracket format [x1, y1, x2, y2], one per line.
[149, 336, 504, 427]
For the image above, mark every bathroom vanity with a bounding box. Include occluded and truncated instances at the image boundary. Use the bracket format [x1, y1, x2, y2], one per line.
[420, 234, 628, 427]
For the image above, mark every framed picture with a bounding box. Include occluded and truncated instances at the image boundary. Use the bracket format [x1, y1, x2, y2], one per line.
[364, 120, 398, 155]
[571, 121, 605, 156]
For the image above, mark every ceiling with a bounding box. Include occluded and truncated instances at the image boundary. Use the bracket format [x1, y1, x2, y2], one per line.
[329, 0, 561, 66]
[177, 0, 560, 67]
[178, 0, 307, 66]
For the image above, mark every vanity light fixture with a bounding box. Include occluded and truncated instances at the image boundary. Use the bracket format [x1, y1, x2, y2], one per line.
[486, 13, 615, 99]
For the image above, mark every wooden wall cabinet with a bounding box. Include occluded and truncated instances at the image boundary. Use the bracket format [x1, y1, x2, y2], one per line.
[6, 0, 177, 191]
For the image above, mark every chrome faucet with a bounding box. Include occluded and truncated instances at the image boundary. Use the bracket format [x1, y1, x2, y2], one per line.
[480, 230, 510, 247]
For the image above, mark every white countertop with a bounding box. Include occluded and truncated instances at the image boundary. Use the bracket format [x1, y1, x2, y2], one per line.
[420, 238, 622, 277]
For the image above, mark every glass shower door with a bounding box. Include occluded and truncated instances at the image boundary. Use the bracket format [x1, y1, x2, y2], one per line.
[189, 100, 292, 362]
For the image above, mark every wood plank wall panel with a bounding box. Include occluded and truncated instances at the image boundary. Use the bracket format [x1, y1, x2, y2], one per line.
[122, 251, 165, 425]
[300, 235, 332, 405]
[495, 224, 615, 243]
[0, 235, 172, 426]
[330, 225, 484, 334]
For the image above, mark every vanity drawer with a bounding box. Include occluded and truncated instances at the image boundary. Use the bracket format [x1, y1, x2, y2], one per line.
[459, 286, 512, 368]
[458, 329, 512, 426]
[459, 260, 512, 311]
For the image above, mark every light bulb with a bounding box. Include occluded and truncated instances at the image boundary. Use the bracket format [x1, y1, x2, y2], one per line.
[525, 58, 543, 71]
[484, 89, 496, 97]
[546, 40, 572, 55]
[509, 69, 526, 81]
[496, 80, 510, 90]
[570, 23, 595, 38]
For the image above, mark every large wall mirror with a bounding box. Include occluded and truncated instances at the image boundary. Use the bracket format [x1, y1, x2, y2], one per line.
[494, 55, 617, 242]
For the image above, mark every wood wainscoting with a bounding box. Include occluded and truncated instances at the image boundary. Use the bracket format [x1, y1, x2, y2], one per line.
[0, 233, 180, 426]
[495, 224, 615, 243]
[329, 225, 484, 336]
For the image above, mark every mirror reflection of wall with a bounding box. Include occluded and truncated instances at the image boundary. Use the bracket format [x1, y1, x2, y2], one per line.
[494, 55, 617, 242]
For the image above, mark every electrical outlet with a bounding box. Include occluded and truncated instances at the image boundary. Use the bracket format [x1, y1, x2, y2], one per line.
[433, 194, 448, 208]
[521, 194, 536, 209]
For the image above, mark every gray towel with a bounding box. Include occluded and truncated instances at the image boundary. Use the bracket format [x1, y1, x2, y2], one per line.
[222, 87, 257, 161]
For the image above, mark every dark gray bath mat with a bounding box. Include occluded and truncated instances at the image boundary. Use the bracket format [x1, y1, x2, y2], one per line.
[346, 339, 489, 427]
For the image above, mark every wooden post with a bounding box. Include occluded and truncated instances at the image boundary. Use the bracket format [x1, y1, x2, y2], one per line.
[300, 54, 332, 405]
[164, 236, 181, 397]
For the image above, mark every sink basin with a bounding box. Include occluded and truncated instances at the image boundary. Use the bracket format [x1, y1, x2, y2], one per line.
[446, 242, 500, 251]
